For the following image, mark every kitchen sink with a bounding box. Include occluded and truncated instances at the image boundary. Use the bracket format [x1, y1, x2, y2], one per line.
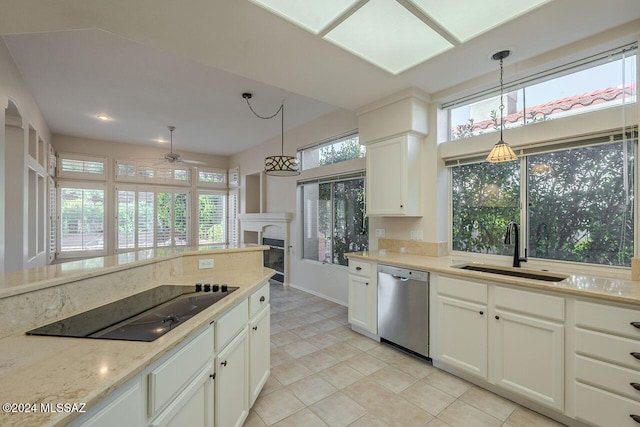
[454, 263, 569, 282]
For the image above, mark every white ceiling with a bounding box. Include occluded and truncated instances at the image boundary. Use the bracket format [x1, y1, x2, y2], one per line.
[1, 0, 639, 156]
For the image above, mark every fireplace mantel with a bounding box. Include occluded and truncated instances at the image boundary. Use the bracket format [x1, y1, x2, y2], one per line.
[237, 213, 293, 226]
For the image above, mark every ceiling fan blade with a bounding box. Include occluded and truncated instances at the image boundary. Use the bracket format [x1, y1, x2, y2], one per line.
[182, 159, 207, 165]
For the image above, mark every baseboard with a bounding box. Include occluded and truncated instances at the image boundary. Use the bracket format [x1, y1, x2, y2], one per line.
[287, 283, 347, 307]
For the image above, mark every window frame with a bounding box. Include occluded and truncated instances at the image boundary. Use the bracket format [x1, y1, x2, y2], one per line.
[56, 153, 107, 181]
[297, 131, 364, 171]
[196, 167, 228, 189]
[197, 189, 228, 246]
[114, 159, 191, 186]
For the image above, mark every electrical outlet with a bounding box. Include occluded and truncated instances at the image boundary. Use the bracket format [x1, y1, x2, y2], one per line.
[410, 230, 423, 241]
[375, 229, 385, 238]
[198, 259, 214, 269]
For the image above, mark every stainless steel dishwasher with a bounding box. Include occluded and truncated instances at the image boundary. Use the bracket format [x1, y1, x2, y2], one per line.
[377, 264, 429, 357]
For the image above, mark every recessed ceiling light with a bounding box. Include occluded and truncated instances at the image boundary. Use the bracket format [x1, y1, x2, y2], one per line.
[154, 138, 169, 144]
[324, 0, 453, 74]
[96, 114, 111, 121]
[248, 0, 360, 34]
[409, 0, 550, 42]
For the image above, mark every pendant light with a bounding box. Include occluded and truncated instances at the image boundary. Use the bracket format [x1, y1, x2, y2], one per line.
[486, 50, 518, 163]
[242, 93, 300, 176]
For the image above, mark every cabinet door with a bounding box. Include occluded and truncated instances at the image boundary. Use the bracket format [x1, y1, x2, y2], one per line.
[149, 365, 213, 427]
[80, 381, 141, 427]
[348, 275, 375, 334]
[215, 328, 249, 427]
[492, 310, 564, 411]
[249, 306, 270, 406]
[436, 295, 488, 379]
[366, 137, 405, 215]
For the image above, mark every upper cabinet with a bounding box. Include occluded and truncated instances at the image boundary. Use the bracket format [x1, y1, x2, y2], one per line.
[366, 134, 422, 216]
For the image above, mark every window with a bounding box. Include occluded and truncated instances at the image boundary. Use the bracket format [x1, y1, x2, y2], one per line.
[299, 132, 365, 171]
[228, 190, 239, 246]
[59, 184, 105, 254]
[447, 46, 637, 141]
[115, 160, 191, 186]
[116, 188, 189, 250]
[301, 176, 368, 266]
[197, 168, 227, 187]
[57, 153, 106, 180]
[198, 192, 227, 244]
[450, 136, 635, 267]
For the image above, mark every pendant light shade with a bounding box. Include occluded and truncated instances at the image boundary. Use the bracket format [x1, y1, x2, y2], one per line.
[243, 92, 300, 176]
[486, 50, 518, 163]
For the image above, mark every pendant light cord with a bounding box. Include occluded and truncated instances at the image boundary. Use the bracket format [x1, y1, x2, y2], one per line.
[499, 56, 505, 143]
[244, 97, 285, 155]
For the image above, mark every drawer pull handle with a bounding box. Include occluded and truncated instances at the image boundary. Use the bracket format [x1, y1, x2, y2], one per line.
[365, 282, 369, 286]
[631, 383, 640, 391]
[260, 296, 266, 302]
[356, 267, 362, 271]
[495, 315, 500, 320]
[631, 322, 640, 329]
[479, 311, 484, 315]
[632, 353, 640, 361]
[221, 360, 227, 367]
[630, 414, 640, 423]
[253, 326, 258, 331]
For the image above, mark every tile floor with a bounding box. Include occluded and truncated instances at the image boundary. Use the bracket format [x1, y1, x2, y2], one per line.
[244, 282, 566, 427]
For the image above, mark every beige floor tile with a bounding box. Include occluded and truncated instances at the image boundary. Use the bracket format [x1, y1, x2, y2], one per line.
[400, 380, 456, 416]
[391, 356, 437, 379]
[320, 362, 365, 389]
[437, 400, 502, 427]
[311, 318, 343, 332]
[345, 353, 387, 376]
[270, 322, 286, 335]
[272, 408, 328, 427]
[371, 395, 434, 427]
[271, 331, 299, 347]
[290, 324, 323, 339]
[311, 332, 342, 349]
[504, 407, 566, 427]
[426, 419, 451, 427]
[253, 389, 305, 425]
[271, 348, 294, 368]
[282, 339, 319, 359]
[367, 344, 412, 364]
[271, 361, 313, 385]
[346, 334, 379, 352]
[459, 386, 517, 421]
[422, 371, 471, 398]
[369, 366, 417, 393]
[325, 342, 364, 362]
[328, 326, 358, 342]
[344, 378, 395, 410]
[348, 414, 389, 427]
[329, 314, 350, 326]
[288, 375, 338, 406]
[298, 350, 340, 373]
[243, 409, 266, 427]
[259, 375, 283, 396]
[311, 392, 366, 427]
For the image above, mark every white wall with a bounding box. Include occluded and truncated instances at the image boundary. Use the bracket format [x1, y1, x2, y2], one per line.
[0, 38, 52, 273]
[230, 107, 358, 305]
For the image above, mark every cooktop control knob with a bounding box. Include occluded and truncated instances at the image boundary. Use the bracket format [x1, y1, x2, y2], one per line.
[221, 284, 228, 293]
[195, 283, 202, 292]
[204, 284, 211, 292]
[212, 284, 220, 292]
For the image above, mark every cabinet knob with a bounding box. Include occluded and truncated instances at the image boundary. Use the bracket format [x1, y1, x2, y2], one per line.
[630, 415, 640, 424]
[365, 282, 369, 286]
[260, 296, 266, 302]
[221, 360, 227, 367]
[253, 326, 258, 331]
[209, 373, 216, 380]
[356, 266, 362, 271]
[631, 383, 640, 391]
[495, 315, 500, 320]
[400, 205, 404, 208]
[632, 353, 640, 361]
[631, 322, 640, 329]
[479, 311, 484, 315]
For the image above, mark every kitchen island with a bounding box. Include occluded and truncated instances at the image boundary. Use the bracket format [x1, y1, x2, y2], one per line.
[0, 245, 273, 427]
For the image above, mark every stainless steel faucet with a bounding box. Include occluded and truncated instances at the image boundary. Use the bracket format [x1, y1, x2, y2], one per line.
[504, 222, 527, 268]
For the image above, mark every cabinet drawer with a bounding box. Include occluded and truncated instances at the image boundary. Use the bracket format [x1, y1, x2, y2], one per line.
[576, 328, 640, 371]
[576, 301, 640, 339]
[148, 327, 214, 417]
[575, 382, 640, 427]
[495, 286, 564, 321]
[249, 282, 270, 319]
[438, 275, 487, 304]
[215, 299, 248, 352]
[576, 355, 640, 402]
[349, 260, 372, 277]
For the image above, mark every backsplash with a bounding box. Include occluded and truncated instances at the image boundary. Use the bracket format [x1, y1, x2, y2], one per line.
[378, 238, 448, 257]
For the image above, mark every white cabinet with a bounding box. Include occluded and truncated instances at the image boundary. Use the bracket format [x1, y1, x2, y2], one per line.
[78, 381, 142, 427]
[348, 259, 377, 335]
[215, 327, 249, 427]
[366, 134, 422, 216]
[249, 305, 270, 406]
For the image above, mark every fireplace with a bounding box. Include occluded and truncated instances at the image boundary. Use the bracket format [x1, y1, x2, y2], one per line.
[263, 238, 285, 283]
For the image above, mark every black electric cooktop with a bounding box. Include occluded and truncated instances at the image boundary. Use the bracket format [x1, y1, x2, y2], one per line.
[26, 284, 238, 342]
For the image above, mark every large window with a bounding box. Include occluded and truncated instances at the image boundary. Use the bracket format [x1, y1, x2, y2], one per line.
[450, 137, 635, 267]
[448, 46, 637, 141]
[301, 176, 368, 266]
[299, 132, 365, 171]
[59, 185, 105, 254]
[198, 192, 226, 244]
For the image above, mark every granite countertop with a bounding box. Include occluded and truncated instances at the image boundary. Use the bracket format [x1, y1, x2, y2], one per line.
[347, 250, 640, 306]
[0, 267, 275, 427]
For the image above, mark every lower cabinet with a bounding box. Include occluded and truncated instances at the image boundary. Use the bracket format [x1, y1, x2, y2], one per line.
[79, 381, 142, 427]
[249, 306, 271, 406]
[348, 275, 376, 333]
[215, 327, 249, 427]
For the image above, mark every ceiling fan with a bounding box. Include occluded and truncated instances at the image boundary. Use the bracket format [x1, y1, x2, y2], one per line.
[154, 125, 206, 167]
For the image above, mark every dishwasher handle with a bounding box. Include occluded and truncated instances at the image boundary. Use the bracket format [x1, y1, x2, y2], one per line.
[391, 275, 409, 281]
